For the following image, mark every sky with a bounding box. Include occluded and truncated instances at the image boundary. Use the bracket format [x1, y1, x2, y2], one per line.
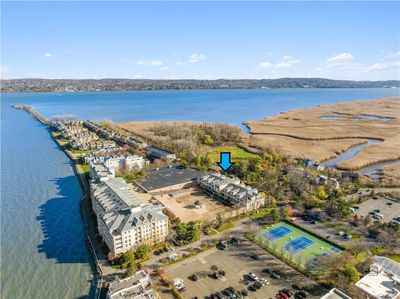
[1, 1, 399, 80]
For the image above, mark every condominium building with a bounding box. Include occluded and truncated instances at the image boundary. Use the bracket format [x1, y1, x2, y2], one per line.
[198, 173, 265, 211]
[355, 256, 400, 299]
[90, 170, 168, 259]
[107, 270, 157, 299]
[85, 154, 149, 172]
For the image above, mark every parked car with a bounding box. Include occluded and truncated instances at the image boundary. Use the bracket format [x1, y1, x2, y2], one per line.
[189, 274, 198, 281]
[241, 289, 249, 296]
[278, 291, 289, 299]
[250, 254, 260, 260]
[295, 290, 308, 298]
[282, 288, 293, 297]
[260, 278, 270, 285]
[263, 268, 272, 274]
[271, 271, 281, 279]
[248, 272, 259, 281]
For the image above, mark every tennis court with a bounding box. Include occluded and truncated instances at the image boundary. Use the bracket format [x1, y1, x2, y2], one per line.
[284, 236, 315, 254]
[263, 225, 292, 240]
[256, 222, 342, 268]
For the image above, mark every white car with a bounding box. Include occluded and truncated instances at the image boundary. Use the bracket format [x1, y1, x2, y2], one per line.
[260, 278, 270, 285]
[248, 272, 259, 281]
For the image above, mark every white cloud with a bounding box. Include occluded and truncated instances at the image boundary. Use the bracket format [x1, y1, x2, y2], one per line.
[258, 56, 300, 69]
[135, 60, 163, 66]
[259, 62, 273, 68]
[327, 53, 354, 63]
[41, 52, 56, 58]
[1, 65, 11, 74]
[176, 53, 206, 66]
[160, 66, 169, 71]
[385, 51, 400, 59]
[367, 61, 400, 71]
[312, 52, 399, 80]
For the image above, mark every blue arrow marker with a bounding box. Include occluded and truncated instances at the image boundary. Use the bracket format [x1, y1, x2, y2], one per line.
[216, 152, 235, 172]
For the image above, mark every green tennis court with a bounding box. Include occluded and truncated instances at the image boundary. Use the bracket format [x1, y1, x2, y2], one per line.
[256, 221, 342, 269]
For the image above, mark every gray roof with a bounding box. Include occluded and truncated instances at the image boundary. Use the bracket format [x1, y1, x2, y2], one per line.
[320, 288, 352, 299]
[135, 167, 202, 191]
[108, 270, 154, 298]
[373, 256, 400, 277]
[91, 177, 167, 234]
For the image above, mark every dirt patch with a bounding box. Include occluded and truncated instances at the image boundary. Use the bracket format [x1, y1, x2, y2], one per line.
[154, 188, 231, 222]
[245, 97, 400, 170]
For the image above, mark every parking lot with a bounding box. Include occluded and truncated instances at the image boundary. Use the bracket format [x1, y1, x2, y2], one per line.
[163, 237, 326, 299]
[355, 195, 400, 222]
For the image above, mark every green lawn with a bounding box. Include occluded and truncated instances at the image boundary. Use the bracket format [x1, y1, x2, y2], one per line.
[250, 207, 274, 219]
[207, 146, 259, 164]
[80, 164, 90, 174]
[255, 221, 342, 269]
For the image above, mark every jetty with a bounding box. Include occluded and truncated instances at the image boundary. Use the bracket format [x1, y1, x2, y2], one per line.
[12, 105, 51, 125]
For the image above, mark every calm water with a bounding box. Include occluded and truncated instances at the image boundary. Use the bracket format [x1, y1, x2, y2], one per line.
[1, 104, 95, 299]
[1, 88, 399, 299]
[323, 139, 382, 168]
[2, 88, 399, 125]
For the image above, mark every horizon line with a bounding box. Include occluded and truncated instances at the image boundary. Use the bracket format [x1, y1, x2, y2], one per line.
[2, 77, 400, 82]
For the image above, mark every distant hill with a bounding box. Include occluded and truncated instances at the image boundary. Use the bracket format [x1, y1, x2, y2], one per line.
[1, 78, 399, 93]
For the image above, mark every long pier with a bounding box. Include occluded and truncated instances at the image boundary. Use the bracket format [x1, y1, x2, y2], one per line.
[12, 105, 103, 299]
[12, 105, 51, 125]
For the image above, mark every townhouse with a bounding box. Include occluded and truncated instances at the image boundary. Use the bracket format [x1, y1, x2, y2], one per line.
[198, 173, 265, 211]
[144, 146, 176, 161]
[85, 154, 149, 172]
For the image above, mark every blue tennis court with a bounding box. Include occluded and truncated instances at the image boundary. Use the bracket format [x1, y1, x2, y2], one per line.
[263, 225, 292, 240]
[284, 236, 315, 254]
[329, 247, 341, 254]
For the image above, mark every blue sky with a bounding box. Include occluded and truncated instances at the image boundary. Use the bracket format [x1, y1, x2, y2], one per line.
[1, 1, 399, 80]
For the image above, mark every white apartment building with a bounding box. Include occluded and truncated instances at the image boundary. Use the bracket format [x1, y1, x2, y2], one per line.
[90, 175, 168, 259]
[198, 173, 265, 211]
[355, 256, 400, 299]
[107, 270, 157, 299]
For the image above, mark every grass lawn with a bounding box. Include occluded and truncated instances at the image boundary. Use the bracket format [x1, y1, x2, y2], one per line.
[255, 221, 342, 269]
[70, 149, 89, 154]
[250, 207, 274, 219]
[80, 164, 90, 174]
[207, 146, 259, 164]
[216, 222, 235, 232]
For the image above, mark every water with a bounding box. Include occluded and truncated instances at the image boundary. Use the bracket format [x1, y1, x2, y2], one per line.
[1, 104, 95, 299]
[1, 88, 399, 299]
[323, 139, 383, 168]
[2, 88, 399, 126]
[320, 114, 395, 121]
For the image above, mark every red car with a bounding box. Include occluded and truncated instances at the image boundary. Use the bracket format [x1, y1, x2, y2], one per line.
[279, 291, 290, 299]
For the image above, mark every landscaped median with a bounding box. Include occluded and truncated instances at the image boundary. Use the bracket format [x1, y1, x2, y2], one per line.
[161, 240, 218, 266]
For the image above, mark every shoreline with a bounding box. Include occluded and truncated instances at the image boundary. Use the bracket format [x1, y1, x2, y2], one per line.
[14, 105, 103, 299]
